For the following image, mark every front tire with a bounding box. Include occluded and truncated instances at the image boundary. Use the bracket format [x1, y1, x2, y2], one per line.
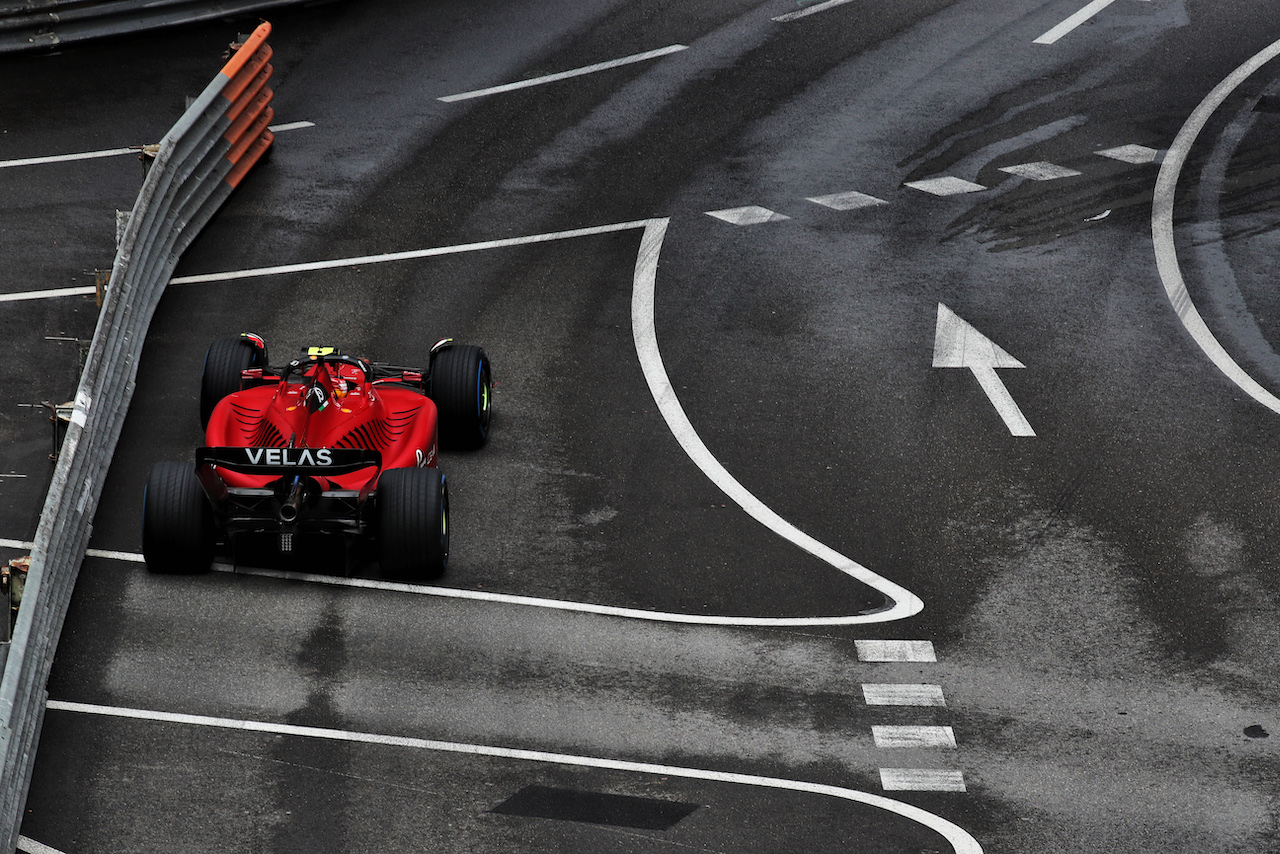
[200, 336, 266, 428]
[430, 345, 491, 450]
[377, 467, 448, 581]
[142, 462, 215, 574]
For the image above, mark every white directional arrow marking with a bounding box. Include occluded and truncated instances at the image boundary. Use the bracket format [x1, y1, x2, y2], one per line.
[933, 303, 1035, 437]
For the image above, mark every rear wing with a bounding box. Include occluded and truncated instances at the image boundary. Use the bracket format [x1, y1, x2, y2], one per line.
[197, 446, 382, 475]
[196, 446, 384, 503]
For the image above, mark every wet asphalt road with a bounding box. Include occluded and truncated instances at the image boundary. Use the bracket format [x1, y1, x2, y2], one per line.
[3, 0, 1280, 851]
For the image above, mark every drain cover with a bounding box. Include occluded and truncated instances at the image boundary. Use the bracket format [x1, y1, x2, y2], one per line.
[492, 785, 700, 830]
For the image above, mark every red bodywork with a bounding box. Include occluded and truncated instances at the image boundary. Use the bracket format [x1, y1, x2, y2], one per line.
[204, 359, 439, 492]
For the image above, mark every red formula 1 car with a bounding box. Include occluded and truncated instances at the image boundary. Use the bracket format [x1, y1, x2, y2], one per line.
[142, 333, 491, 580]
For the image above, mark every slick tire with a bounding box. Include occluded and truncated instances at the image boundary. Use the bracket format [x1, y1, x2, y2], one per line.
[430, 344, 491, 451]
[142, 462, 215, 574]
[200, 337, 266, 429]
[377, 467, 448, 581]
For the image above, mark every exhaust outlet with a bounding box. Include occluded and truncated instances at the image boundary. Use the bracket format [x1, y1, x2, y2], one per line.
[278, 476, 305, 523]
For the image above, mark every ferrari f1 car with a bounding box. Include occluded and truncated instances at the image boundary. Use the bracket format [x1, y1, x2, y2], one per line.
[142, 334, 491, 580]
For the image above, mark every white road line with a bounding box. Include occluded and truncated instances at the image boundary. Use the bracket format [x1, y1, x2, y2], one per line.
[0, 121, 313, 170]
[267, 121, 316, 133]
[0, 221, 656, 303]
[42, 547, 908, 628]
[631, 219, 924, 624]
[0, 286, 97, 303]
[862, 684, 947, 706]
[1033, 0, 1118, 45]
[879, 768, 967, 792]
[87, 547, 145, 563]
[438, 45, 687, 102]
[168, 220, 656, 285]
[773, 0, 859, 23]
[16, 837, 66, 854]
[3, 535, 204, 567]
[855, 640, 936, 662]
[872, 725, 957, 749]
[1152, 37, 1280, 416]
[45, 700, 983, 854]
[112, 549, 893, 626]
[0, 148, 136, 169]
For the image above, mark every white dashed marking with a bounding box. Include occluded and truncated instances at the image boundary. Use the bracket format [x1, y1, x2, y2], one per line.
[998, 161, 1082, 181]
[880, 768, 967, 792]
[872, 726, 957, 749]
[904, 177, 986, 196]
[806, 190, 889, 210]
[856, 640, 937, 662]
[706, 206, 791, 225]
[862, 684, 947, 707]
[1096, 144, 1161, 164]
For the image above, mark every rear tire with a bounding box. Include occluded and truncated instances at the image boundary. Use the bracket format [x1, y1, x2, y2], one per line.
[430, 344, 491, 450]
[377, 467, 448, 581]
[200, 337, 266, 428]
[142, 462, 215, 574]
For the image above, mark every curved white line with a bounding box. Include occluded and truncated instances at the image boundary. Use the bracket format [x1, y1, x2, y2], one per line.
[1153, 38, 1280, 414]
[220, 563, 897, 627]
[0, 545, 901, 628]
[47, 700, 982, 854]
[631, 219, 925, 623]
[0, 217, 927, 629]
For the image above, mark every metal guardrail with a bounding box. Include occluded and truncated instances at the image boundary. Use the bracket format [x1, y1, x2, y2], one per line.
[0, 22, 276, 852]
[0, 0, 305, 53]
